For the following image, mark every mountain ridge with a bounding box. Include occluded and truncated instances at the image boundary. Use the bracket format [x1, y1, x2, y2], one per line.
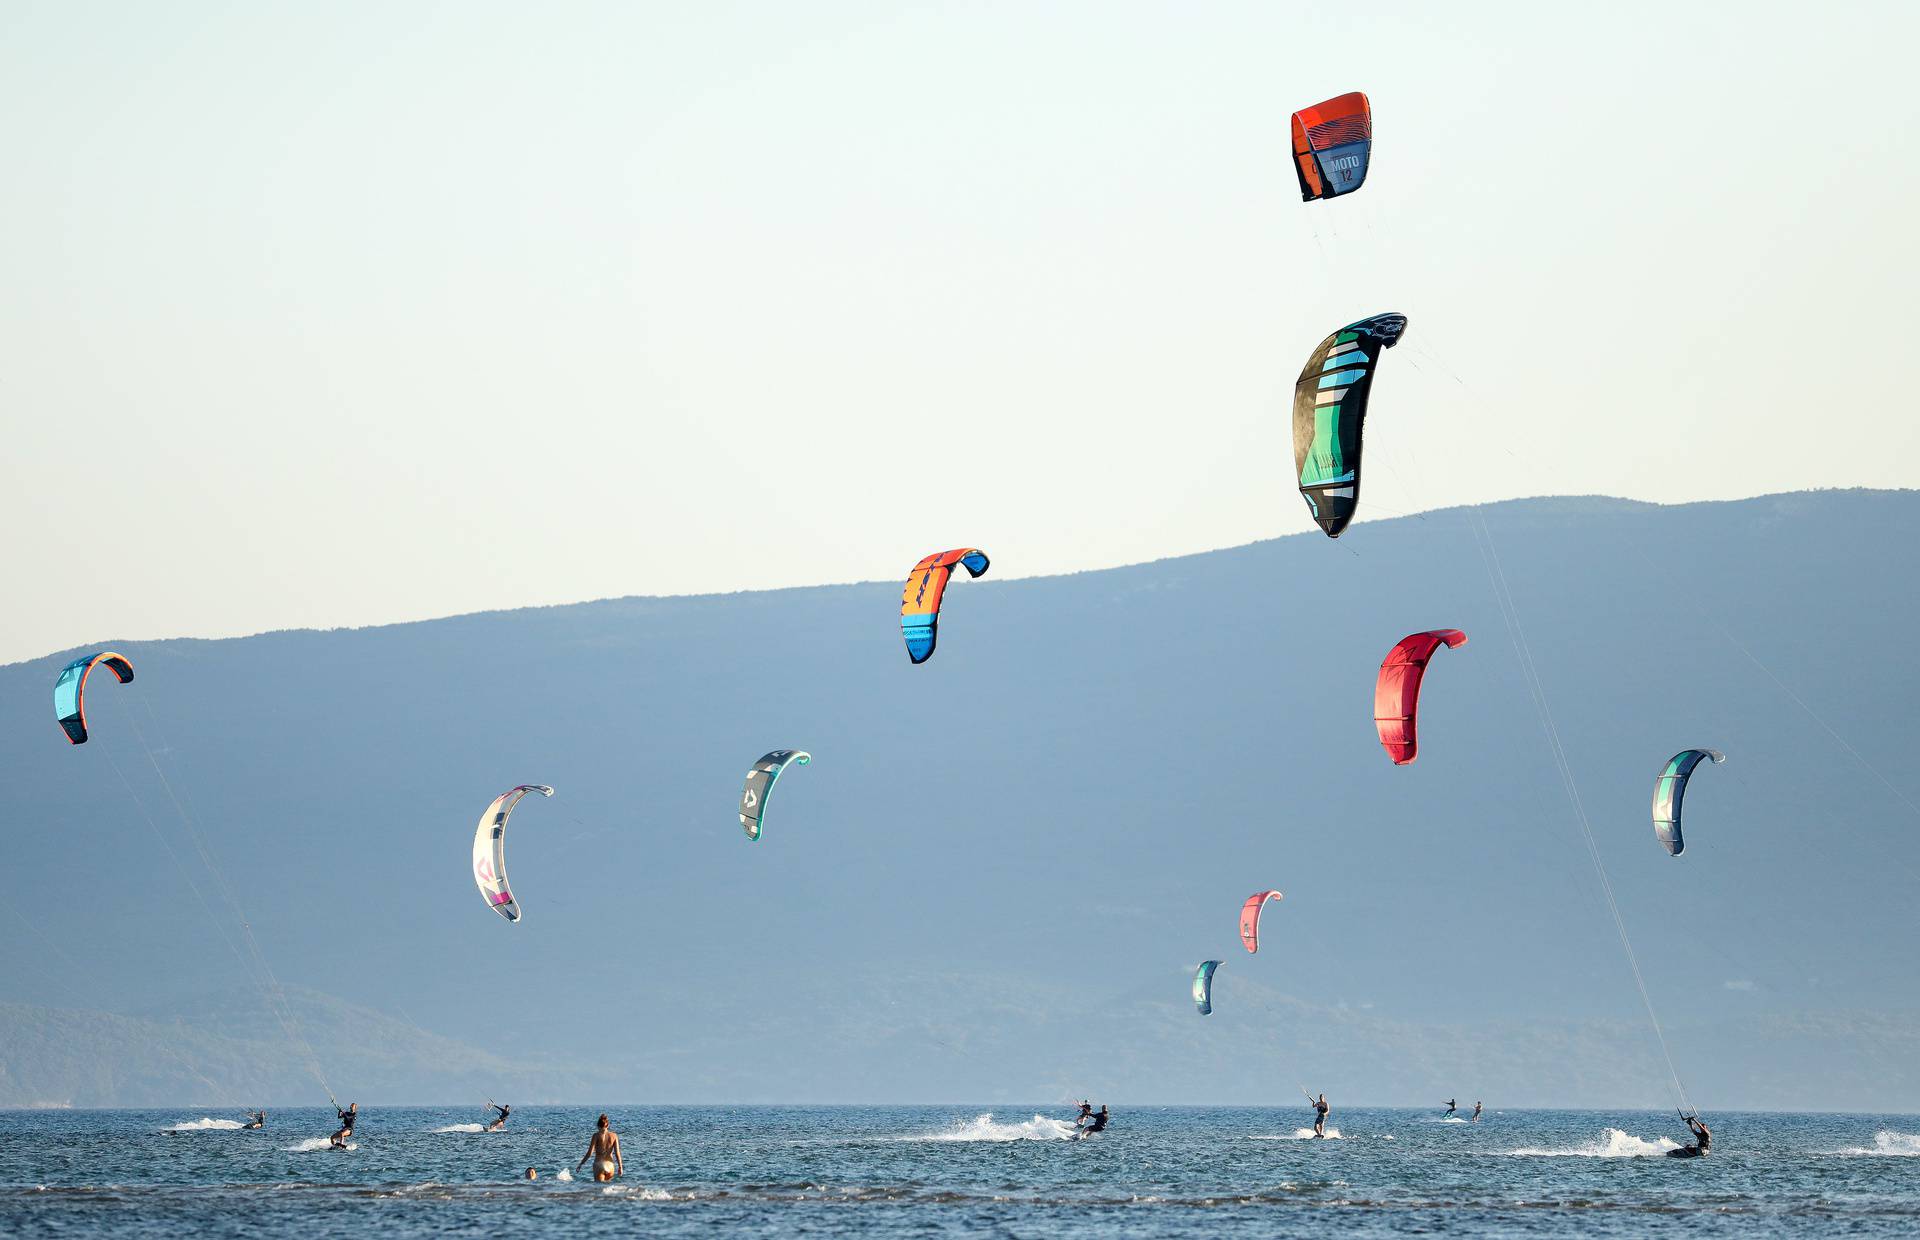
[1, 490, 1915, 1108]
[10, 488, 1904, 669]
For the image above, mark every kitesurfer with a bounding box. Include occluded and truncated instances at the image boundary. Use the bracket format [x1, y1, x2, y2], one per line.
[577, 1114, 623, 1182]
[1668, 1114, 1712, 1159]
[1073, 1101, 1093, 1127]
[486, 1103, 510, 1132]
[1084, 1106, 1110, 1135]
[1443, 1099, 1457, 1117]
[1471, 1101, 1482, 1123]
[242, 1110, 265, 1130]
[330, 1103, 357, 1149]
[1306, 1091, 1330, 1137]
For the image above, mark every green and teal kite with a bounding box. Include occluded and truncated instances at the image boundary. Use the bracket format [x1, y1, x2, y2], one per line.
[1193, 960, 1222, 1015]
[1652, 749, 1724, 856]
[1292, 313, 1408, 537]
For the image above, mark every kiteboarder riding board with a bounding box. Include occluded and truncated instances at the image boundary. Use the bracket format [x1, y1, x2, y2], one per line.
[1667, 1114, 1711, 1158]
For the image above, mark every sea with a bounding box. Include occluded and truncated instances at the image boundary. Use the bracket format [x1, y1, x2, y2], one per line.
[2, 1105, 1916, 1236]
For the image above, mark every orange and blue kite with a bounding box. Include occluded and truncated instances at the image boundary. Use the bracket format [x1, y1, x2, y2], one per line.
[900, 549, 989, 664]
[1291, 91, 1372, 201]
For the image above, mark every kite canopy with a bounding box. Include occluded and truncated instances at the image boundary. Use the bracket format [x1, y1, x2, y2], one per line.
[900, 548, 990, 664]
[1652, 749, 1725, 856]
[471, 785, 554, 923]
[1193, 960, 1222, 1015]
[53, 651, 135, 745]
[740, 749, 811, 841]
[1239, 890, 1283, 954]
[1374, 630, 1467, 765]
[1292, 313, 1408, 538]
[1292, 91, 1372, 201]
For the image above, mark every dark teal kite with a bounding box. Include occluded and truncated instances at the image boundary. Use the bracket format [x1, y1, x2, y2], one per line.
[1193, 960, 1222, 1015]
[740, 749, 811, 841]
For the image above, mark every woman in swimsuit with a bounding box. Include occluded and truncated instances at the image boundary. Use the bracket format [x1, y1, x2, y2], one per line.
[577, 1114, 623, 1182]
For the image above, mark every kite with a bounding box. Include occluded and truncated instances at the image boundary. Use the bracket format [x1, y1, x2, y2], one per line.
[1292, 313, 1408, 537]
[1193, 960, 1222, 1015]
[1653, 749, 1725, 856]
[740, 749, 811, 841]
[1375, 630, 1467, 765]
[1239, 890, 1283, 954]
[472, 785, 554, 923]
[901, 548, 989, 664]
[53, 652, 135, 745]
[1292, 91, 1372, 201]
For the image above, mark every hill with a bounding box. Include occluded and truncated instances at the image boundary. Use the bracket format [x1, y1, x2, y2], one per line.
[1, 491, 1915, 1109]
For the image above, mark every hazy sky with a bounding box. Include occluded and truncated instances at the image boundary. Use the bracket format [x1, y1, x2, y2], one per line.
[3, 1, 1916, 664]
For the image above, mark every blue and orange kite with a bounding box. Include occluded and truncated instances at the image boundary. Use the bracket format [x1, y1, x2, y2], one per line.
[900, 549, 989, 664]
[1291, 92, 1372, 201]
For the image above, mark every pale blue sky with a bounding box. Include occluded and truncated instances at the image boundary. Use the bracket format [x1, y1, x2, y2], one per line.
[4, 1, 1916, 663]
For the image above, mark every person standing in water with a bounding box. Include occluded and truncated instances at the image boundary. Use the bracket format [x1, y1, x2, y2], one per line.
[1471, 1101, 1483, 1123]
[1443, 1099, 1457, 1117]
[330, 1103, 357, 1149]
[577, 1114, 623, 1182]
[1305, 1091, 1330, 1138]
[486, 1103, 510, 1132]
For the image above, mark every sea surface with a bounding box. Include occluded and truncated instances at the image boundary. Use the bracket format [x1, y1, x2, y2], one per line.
[2, 1105, 1916, 1236]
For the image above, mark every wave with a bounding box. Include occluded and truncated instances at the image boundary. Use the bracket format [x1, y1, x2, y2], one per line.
[598, 1185, 673, 1199]
[1827, 1130, 1920, 1157]
[164, 1118, 244, 1132]
[1249, 1128, 1343, 1141]
[1428, 1116, 1469, 1124]
[554, 1169, 573, 1182]
[909, 1113, 1080, 1142]
[1504, 1128, 1679, 1158]
[363, 1181, 450, 1199]
[433, 1124, 487, 1134]
[284, 1137, 358, 1152]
